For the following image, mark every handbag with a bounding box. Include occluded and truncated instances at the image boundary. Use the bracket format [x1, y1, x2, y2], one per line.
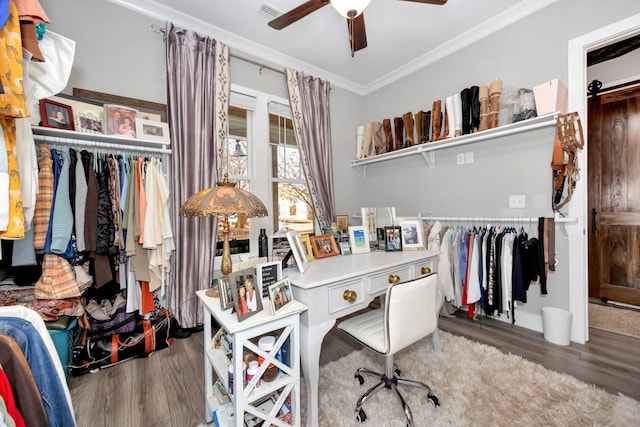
[551, 112, 584, 212]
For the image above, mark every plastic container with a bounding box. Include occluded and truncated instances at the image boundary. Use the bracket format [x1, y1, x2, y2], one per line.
[228, 362, 246, 395]
[258, 336, 279, 382]
[541, 307, 573, 346]
[246, 360, 261, 390]
[48, 318, 78, 379]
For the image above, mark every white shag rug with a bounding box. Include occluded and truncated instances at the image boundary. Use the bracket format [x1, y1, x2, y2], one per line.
[309, 331, 640, 426]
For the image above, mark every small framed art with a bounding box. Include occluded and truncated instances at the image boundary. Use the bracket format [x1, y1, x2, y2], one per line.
[267, 277, 295, 316]
[104, 104, 139, 137]
[218, 277, 234, 311]
[336, 215, 349, 233]
[286, 230, 309, 273]
[135, 118, 170, 143]
[231, 269, 263, 322]
[399, 219, 424, 250]
[310, 234, 339, 259]
[256, 261, 282, 298]
[348, 225, 370, 254]
[384, 226, 403, 252]
[298, 234, 314, 262]
[39, 99, 75, 130]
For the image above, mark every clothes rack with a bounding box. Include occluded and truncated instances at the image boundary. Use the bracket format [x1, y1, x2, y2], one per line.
[32, 133, 172, 155]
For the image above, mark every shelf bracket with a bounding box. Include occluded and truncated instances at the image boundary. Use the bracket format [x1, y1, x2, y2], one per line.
[355, 164, 367, 178]
[420, 151, 435, 168]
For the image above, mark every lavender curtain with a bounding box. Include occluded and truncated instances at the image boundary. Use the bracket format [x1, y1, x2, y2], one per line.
[165, 22, 229, 328]
[286, 69, 335, 229]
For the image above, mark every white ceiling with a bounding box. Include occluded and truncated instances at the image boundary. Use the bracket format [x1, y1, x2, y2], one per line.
[107, 0, 559, 94]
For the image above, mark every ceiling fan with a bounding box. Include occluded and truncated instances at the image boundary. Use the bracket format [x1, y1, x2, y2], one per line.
[268, 0, 448, 57]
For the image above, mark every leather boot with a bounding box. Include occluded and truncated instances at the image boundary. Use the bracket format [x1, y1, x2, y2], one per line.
[478, 85, 489, 131]
[414, 112, 423, 144]
[470, 86, 480, 133]
[432, 100, 442, 141]
[445, 96, 455, 138]
[362, 123, 374, 157]
[393, 117, 404, 151]
[489, 78, 502, 129]
[383, 119, 393, 152]
[421, 110, 431, 143]
[402, 111, 414, 147]
[371, 122, 385, 155]
[460, 88, 471, 135]
[356, 125, 365, 158]
[453, 93, 462, 137]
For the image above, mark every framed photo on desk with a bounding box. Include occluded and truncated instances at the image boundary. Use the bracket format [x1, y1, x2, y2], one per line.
[384, 226, 403, 252]
[310, 234, 339, 259]
[231, 270, 263, 322]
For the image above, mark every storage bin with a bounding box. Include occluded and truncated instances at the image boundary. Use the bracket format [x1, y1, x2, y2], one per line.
[533, 78, 567, 115]
[541, 307, 572, 346]
[48, 318, 77, 379]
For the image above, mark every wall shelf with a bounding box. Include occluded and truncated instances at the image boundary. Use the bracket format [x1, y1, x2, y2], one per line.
[351, 112, 559, 176]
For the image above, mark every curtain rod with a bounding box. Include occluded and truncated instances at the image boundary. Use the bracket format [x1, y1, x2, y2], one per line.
[33, 134, 172, 155]
[151, 24, 286, 76]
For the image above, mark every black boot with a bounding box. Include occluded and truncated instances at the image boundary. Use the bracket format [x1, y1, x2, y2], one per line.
[460, 88, 471, 135]
[470, 85, 480, 133]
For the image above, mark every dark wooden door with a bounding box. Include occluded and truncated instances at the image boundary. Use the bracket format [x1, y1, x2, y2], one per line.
[588, 85, 640, 305]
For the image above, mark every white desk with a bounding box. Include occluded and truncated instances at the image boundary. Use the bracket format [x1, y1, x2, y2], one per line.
[285, 249, 440, 427]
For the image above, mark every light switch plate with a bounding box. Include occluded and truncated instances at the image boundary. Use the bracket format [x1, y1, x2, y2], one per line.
[509, 195, 526, 209]
[457, 153, 465, 165]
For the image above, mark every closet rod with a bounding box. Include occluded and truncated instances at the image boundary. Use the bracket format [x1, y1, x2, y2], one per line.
[33, 134, 172, 155]
[419, 215, 578, 224]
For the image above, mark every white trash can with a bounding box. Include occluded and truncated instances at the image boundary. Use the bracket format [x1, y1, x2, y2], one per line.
[541, 307, 572, 345]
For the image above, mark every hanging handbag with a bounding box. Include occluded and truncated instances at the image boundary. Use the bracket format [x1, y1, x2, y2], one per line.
[551, 112, 584, 212]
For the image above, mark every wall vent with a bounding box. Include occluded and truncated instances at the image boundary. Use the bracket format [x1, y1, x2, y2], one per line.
[257, 2, 282, 20]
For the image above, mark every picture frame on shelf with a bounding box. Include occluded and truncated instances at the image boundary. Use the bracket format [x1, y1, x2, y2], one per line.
[348, 226, 370, 254]
[340, 241, 351, 255]
[336, 214, 349, 233]
[298, 234, 314, 262]
[384, 226, 403, 252]
[217, 277, 234, 311]
[399, 219, 424, 250]
[286, 230, 309, 274]
[256, 261, 282, 298]
[73, 87, 168, 122]
[104, 104, 139, 137]
[310, 234, 339, 259]
[267, 277, 295, 316]
[230, 269, 263, 322]
[135, 118, 170, 143]
[49, 94, 103, 134]
[39, 99, 75, 131]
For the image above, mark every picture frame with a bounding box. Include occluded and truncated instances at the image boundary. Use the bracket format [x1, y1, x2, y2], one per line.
[340, 241, 351, 255]
[286, 230, 309, 274]
[298, 234, 314, 262]
[50, 94, 103, 134]
[217, 277, 234, 311]
[39, 99, 75, 131]
[384, 226, 403, 252]
[399, 219, 425, 249]
[230, 269, 263, 322]
[256, 261, 282, 298]
[310, 234, 339, 259]
[135, 118, 170, 143]
[336, 215, 349, 233]
[361, 207, 397, 242]
[348, 226, 370, 254]
[104, 104, 139, 137]
[267, 277, 295, 316]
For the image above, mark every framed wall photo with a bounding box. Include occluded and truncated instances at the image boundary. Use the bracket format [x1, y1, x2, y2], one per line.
[310, 234, 339, 259]
[231, 269, 263, 322]
[267, 277, 295, 316]
[135, 118, 170, 143]
[336, 215, 349, 233]
[104, 104, 139, 137]
[217, 277, 234, 311]
[399, 220, 424, 250]
[256, 261, 282, 298]
[286, 230, 309, 273]
[50, 94, 103, 134]
[384, 226, 403, 252]
[348, 226, 370, 254]
[39, 99, 75, 130]
[298, 234, 314, 262]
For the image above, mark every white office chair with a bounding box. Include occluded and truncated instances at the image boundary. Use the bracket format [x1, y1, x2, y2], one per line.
[337, 273, 441, 426]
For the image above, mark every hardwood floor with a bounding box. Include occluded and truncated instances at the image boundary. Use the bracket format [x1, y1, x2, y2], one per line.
[68, 312, 640, 427]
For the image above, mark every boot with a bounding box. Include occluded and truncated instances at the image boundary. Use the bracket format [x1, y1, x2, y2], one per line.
[445, 95, 455, 138]
[421, 110, 431, 143]
[478, 85, 489, 131]
[460, 88, 471, 135]
[432, 100, 442, 141]
[371, 122, 385, 155]
[402, 111, 414, 147]
[453, 93, 462, 137]
[470, 86, 480, 133]
[489, 78, 502, 129]
[362, 123, 374, 157]
[383, 118, 393, 152]
[356, 125, 365, 159]
[393, 117, 404, 151]
[414, 112, 423, 144]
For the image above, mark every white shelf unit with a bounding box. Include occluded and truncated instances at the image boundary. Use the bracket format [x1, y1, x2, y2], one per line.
[197, 290, 308, 427]
[351, 112, 559, 176]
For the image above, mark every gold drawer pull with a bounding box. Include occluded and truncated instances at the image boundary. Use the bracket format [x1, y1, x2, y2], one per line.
[388, 274, 400, 283]
[343, 290, 357, 303]
[421, 267, 431, 275]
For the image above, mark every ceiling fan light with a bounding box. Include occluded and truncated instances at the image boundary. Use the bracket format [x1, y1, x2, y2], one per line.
[330, 0, 371, 19]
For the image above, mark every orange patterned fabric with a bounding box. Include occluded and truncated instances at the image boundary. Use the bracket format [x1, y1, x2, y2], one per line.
[0, 0, 29, 118]
[33, 145, 53, 248]
[0, 117, 25, 239]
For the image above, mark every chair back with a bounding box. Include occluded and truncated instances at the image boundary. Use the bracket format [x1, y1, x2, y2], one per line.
[385, 273, 438, 356]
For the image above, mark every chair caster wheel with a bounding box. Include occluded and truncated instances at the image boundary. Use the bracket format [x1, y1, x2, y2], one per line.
[394, 367, 402, 377]
[355, 374, 365, 385]
[355, 408, 367, 422]
[427, 393, 440, 407]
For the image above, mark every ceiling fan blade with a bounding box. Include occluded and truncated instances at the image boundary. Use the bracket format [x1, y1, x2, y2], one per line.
[401, 0, 448, 4]
[268, 0, 330, 30]
[348, 13, 367, 53]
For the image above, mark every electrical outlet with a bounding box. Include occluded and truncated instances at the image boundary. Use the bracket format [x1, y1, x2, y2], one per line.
[509, 195, 526, 209]
[457, 153, 465, 165]
[465, 152, 474, 163]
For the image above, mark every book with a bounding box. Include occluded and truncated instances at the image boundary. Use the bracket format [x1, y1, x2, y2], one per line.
[213, 401, 234, 427]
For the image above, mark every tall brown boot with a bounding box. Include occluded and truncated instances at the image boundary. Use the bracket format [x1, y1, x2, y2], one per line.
[432, 100, 442, 141]
[371, 122, 385, 155]
[402, 112, 414, 147]
[414, 112, 423, 144]
[478, 85, 489, 131]
[362, 123, 374, 157]
[489, 78, 502, 129]
[393, 117, 404, 150]
[421, 111, 431, 143]
[383, 119, 393, 152]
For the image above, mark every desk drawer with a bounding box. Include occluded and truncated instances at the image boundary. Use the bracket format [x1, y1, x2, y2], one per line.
[412, 259, 435, 277]
[368, 265, 413, 295]
[328, 279, 365, 314]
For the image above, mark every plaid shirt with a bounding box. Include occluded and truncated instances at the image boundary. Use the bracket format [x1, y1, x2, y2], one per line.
[33, 145, 53, 249]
